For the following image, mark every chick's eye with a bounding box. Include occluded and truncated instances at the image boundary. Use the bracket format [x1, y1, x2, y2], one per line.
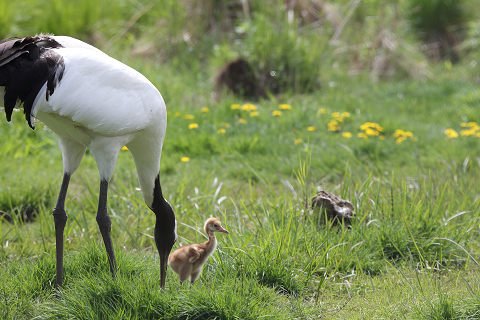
[214, 224, 219, 228]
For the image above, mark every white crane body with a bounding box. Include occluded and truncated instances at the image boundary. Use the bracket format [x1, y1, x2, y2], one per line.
[0, 35, 176, 288]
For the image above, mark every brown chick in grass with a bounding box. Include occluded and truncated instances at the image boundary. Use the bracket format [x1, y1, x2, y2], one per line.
[168, 217, 228, 284]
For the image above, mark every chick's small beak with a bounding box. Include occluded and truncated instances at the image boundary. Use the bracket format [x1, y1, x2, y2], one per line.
[218, 226, 229, 234]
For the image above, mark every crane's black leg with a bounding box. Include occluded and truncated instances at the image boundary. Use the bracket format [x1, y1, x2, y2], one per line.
[96, 180, 117, 276]
[53, 173, 70, 288]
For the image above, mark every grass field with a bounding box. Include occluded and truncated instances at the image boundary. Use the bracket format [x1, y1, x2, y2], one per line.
[1, 1, 480, 319]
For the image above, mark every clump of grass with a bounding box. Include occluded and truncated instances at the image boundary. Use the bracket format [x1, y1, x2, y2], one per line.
[425, 295, 457, 320]
[16, 244, 296, 319]
[407, 0, 468, 61]
[0, 184, 54, 223]
[248, 248, 304, 296]
[214, 13, 322, 97]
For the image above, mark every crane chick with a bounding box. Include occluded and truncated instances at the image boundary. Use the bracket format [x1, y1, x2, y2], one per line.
[168, 217, 228, 284]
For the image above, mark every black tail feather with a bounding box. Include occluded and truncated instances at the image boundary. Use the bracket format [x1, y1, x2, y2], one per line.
[0, 35, 64, 129]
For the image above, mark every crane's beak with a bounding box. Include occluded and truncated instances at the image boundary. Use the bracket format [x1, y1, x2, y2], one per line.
[160, 251, 168, 289]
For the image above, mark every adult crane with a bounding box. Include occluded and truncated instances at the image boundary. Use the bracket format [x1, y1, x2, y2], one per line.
[0, 35, 177, 288]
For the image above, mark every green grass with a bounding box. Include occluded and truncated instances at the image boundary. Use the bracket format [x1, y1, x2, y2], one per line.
[1, 72, 479, 319]
[1, 1, 480, 319]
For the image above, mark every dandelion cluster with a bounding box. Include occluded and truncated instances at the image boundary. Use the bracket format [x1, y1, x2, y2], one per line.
[230, 103, 259, 123]
[445, 122, 480, 139]
[321, 112, 415, 143]
[393, 129, 415, 144]
[241, 103, 257, 112]
[359, 122, 384, 138]
[271, 103, 292, 118]
[460, 122, 480, 137]
[175, 101, 423, 166]
[327, 111, 351, 132]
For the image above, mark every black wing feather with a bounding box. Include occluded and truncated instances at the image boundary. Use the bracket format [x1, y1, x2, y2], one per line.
[0, 35, 64, 129]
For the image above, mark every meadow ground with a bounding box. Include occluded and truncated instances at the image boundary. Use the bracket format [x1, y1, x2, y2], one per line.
[0, 65, 479, 319]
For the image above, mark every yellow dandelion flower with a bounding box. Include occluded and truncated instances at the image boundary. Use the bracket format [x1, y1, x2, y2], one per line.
[174, 111, 181, 117]
[272, 110, 282, 117]
[360, 122, 383, 132]
[231, 103, 241, 110]
[327, 119, 340, 132]
[393, 130, 403, 138]
[460, 122, 478, 128]
[241, 103, 257, 112]
[217, 128, 226, 134]
[444, 128, 459, 139]
[279, 104, 292, 110]
[121, 146, 129, 151]
[331, 111, 351, 123]
[188, 123, 199, 129]
[364, 128, 380, 136]
[460, 129, 476, 137]
[395, 137, 406, 144]
[183, 114, 195, 120]
[250, 111, 259, 117]
[357, 132, 368, 139]
[331, 111, 342, 120]
[342, 131, 352, 139]
[180, 156, 190, 163]
[200, 106, 209, 113]
[393, 129, 414, 140]
[294, 138, 303, 145]
[307, 126, 317, 132]
[238, 118, 247, 124]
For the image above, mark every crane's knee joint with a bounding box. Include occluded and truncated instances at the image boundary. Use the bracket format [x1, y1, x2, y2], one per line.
[53, 207, 68, 226]
[96, 213, 112, 231]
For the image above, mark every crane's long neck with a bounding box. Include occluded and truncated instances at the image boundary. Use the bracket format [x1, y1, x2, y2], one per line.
[151, 175, 177, 288]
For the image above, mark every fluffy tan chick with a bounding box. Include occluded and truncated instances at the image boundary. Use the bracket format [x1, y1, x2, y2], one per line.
[168, 217, 228, 284]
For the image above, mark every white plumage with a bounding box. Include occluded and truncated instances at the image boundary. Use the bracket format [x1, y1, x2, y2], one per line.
[35, 43, 166, 200]
[0, 35, 177, 288]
